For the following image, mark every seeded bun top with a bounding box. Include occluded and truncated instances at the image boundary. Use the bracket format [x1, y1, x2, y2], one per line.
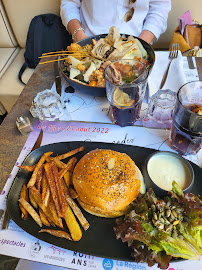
[72, 149, 142, 217]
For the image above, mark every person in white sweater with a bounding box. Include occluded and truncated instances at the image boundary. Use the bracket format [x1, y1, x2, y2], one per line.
[60, 0, 171, 43]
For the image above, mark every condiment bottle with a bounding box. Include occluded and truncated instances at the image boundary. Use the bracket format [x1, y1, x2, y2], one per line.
[16, 116, 33, 135]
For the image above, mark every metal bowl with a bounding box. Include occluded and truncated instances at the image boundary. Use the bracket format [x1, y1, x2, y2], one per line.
[59, 34, 155, 97]
[141, 151, 194, 198]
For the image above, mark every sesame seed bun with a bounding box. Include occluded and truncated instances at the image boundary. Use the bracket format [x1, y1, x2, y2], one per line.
[72, 149, 142, 218]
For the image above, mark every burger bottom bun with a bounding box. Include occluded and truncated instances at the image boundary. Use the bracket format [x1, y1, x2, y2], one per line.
[77, 198, 130, 218]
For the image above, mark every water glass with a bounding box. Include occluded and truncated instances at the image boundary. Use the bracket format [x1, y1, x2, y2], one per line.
[34, 89, 66, 122]
[143, 89, 177, 129]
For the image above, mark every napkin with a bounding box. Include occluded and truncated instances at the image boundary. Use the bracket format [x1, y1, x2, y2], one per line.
[169, 26, 191, 53]
[148, 50, 187, 97]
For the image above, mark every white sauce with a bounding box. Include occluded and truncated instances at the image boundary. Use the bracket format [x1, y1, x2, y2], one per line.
[147, 154, 191, 191]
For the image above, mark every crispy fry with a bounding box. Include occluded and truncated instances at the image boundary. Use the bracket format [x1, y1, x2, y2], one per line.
[62, 179, 90, 231]
[63, 171, 71, 187]
[41, 174, 50, 207]
[18, 198, 42, 227]
[39, 229, 72, 240]
[51, 161, 68, 217]
[59, 157, 77, 179]
[43, 186, 50, 207]
[30, 187, 63, 228]
[54, 159, 66, 169]
[18, 164, 36, 172]
[39, 209, 50, 227]
[35, 165, 44, 191]
[69, 187, 78, 199]
[27, 151, 53, 188]
[64, 206, 82, 241]
[55, 146, 84, 161]
[44, 161, 61, 216]
[48, 197, 63, 229]
[19, 184, 29, 219]
[29, 188, 38, 209]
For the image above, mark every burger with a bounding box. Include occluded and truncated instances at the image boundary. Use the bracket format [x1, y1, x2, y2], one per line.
[72, 149, 145, 218]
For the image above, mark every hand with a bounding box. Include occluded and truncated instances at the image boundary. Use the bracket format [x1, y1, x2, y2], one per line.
[73, 30, 88, 42]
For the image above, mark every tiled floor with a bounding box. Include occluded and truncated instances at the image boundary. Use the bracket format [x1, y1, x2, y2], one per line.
[0, 255, 19, 270]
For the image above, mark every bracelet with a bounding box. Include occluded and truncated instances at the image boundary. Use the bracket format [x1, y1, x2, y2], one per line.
[72, 27, 84, 41]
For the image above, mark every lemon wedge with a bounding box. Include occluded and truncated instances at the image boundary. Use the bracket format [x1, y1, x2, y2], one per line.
[113, 88, 134, 107]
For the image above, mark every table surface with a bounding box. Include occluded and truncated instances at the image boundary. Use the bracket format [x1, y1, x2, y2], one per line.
[0, 57, 202, 193]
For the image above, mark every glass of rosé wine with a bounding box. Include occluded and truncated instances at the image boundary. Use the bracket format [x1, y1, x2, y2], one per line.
[169, 81, 202, 155]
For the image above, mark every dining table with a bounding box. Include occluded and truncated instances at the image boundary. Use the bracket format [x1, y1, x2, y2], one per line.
[0, 54, 202, 270]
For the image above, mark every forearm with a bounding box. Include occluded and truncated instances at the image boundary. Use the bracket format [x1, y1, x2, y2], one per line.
[139, 30, 155, 44]
[67, 19, 87, 42]
[142, 0, 171, 39]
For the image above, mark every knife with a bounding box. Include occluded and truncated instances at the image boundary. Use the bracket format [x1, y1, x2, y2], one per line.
[31, 129, 43, 151]
[187, 56, 195, 69]
[1, 129, 43, 230]
[54, 61, 61, 96]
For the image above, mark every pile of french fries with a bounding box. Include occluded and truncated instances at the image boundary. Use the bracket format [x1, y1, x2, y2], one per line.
[18, 146, 89, 241]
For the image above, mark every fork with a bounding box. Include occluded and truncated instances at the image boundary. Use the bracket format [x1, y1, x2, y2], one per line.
[159, 43, 179, 89]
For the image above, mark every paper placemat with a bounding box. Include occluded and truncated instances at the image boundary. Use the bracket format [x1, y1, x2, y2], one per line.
[0, 120, 201, 270]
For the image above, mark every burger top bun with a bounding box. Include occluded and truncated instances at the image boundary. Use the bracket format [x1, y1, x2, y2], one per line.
[72, 149, 143, 218]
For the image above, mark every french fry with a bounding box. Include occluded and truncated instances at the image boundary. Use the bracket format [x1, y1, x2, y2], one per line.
[63, 171, 71, 187]
[39, 229, 72, 240]
[51, 161, 68, 217]
[59, 157, 77, 179]
[69, 187, 78, 199]
[41, 174, 50, 207]
[27, 151, 53, 188]
[48, 197, 63, 229]
[30, 187, 63, 228]
[44, 161, 61, 216]
[54, 159, 66, 169]
[55, 146, 84, 161]
[35, 165, 44, 191]
[39, 209, 50, 227]
[64, 206, 82, 241]
[18, 198, 42, 227]
[19, 184, 29, 219]
[18, 164, 36, 171]
[29, 188, 38, 209]
[62, 179, 90, 231]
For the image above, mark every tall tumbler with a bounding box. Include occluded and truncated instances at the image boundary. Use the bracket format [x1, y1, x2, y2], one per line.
[169, 81, 202, 155]
[104, 59, 148, 127]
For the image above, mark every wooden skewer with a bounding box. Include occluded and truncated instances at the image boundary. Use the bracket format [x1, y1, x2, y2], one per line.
[42, 50, 89, 56]
[42, 51, 66, 55]
[39, 53, 89, 59]
[39, 57, 69, 65]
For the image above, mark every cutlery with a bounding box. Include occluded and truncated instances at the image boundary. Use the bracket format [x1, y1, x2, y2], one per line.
[187, 56, 195, 69]
[159, 43, 179, 89]
[31, 129, 43, 151]
[54, 61, 61, 96]
[1, 129, 43, 230]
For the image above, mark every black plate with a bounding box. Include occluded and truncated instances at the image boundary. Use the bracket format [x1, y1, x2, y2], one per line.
[7, 142, 202, 261]
[59, 34, 155, 97]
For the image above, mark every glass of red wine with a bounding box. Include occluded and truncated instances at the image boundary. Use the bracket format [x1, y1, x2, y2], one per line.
[169, 81, 202, 155]
[104, 59, 148, 127]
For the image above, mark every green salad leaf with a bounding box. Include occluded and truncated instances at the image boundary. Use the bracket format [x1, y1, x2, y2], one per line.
[114, 181, 202, 269]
